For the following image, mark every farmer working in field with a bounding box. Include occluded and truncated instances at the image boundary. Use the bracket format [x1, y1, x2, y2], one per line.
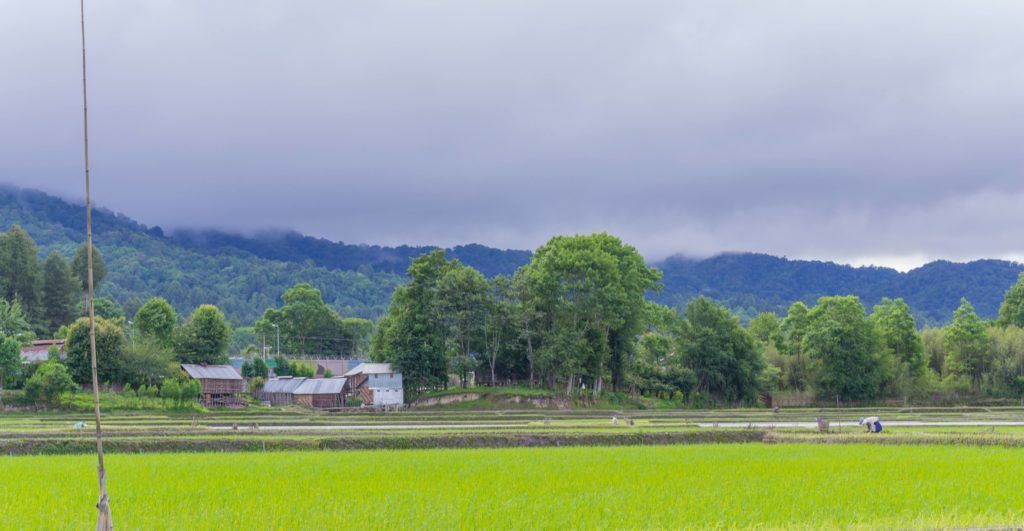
[858, 416, 882, 433]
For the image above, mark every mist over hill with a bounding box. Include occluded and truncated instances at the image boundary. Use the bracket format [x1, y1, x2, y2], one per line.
[1, 185, 1019, 326]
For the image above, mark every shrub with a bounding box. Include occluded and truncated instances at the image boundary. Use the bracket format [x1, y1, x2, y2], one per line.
[24, 362, 78, 406]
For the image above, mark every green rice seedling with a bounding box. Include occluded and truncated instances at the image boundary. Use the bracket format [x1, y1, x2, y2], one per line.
[1, 444, 1023, 529]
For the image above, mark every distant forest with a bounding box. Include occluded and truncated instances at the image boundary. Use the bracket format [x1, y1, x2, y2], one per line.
[1, 185, 1021, 325]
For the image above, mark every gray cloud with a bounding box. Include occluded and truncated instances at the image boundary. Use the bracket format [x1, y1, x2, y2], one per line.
[4, 1, 1024, 269]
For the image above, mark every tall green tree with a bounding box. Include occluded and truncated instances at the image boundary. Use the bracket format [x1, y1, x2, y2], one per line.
[680, 297, 765, 403]
[0, 225, 42, 321]
[371, 250, 454, 394]
[803, 296, 887, 401]
[945, 298, 991, 391]
[133, 297, 178, 346]
[71, 243, 107, 293]
[871, 298, 926, 397]
[65, 316, 126, 384]
[921, 327, 947, 376]
[437, 263, 489, 385]
[177, 305, 231, 365]
[523, 234, 660, 392]
[41, 252, 79, 334]
[776, 301, 811, 390]
[256, 283, 372, 358]
[987, 325, 1024, 397]
[998, 273, 1024, 327]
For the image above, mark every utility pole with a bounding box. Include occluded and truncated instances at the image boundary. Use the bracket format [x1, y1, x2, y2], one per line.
[80, 0, 113, 528]
[272, 323, 280, 357]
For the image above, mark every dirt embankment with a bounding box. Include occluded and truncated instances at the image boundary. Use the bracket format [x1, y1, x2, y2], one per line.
[412, 393, 569, 409]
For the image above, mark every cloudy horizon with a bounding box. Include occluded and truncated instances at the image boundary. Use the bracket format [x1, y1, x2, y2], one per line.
[5, 1, 1024, 271]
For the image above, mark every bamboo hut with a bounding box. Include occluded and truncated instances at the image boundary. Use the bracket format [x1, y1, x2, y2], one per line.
[292, 377, 348, 409]
[181, 364, 246, 407]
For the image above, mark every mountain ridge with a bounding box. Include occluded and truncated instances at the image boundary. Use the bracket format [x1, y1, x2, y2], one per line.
[1, 184, 1020, 325]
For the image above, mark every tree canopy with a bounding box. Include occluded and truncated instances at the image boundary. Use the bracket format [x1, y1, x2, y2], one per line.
[803, 296, 887, 401]
[176, 305, 231, 365]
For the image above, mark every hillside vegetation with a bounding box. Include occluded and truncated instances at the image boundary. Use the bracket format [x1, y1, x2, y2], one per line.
[1, 185, 1021, 325]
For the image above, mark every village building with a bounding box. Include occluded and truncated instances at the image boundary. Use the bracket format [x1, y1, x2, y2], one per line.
[258, 376, 307, 405]
[180, 363, 246, 407]
[343, 363, 404, 407]
[20, 339, 65, 363]
[292, 377, 348, 409]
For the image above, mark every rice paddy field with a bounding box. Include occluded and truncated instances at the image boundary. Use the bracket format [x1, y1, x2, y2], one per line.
[3, 444, 1023, 529]
[5, 406, 1024, 454]
[5, 407, 1024, 528]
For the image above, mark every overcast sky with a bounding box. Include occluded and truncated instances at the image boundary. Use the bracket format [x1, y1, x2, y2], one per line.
[3, 1, 1024, 270]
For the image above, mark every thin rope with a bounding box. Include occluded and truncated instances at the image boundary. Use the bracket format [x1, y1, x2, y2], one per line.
[80, 0, 113, 529]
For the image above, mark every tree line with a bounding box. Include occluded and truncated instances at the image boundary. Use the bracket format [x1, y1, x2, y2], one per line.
[370, 233, 1024, 404]
[5, 221, 1024, 407]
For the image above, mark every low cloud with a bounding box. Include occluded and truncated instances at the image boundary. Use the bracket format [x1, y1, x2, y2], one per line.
[4, 1, 1024, 268]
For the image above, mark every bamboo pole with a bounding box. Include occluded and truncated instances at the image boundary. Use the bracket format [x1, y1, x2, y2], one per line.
[80, 0, 113, 528]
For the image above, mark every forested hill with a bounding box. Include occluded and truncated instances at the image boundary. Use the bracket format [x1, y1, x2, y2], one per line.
[651, 253, 1024, 325]
[1, 185, 1021, 326]
[170, 230, 532, 277]
[0, 186, 404, 324]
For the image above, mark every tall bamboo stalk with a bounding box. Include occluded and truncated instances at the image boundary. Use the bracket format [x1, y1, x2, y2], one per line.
[80, 0, 113, 528]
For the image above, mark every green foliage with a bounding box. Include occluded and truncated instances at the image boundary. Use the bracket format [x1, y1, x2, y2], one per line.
[156, 378, 201, 408]
[921, 327, 947, 376]
[256, 284, 372, 358]
[747, 312, 781, 344]
[680, 297, 765, 403]
[987, 325, 1024, 397]
[871, 298, 927, 397]
[0, 187, 402, 324]
[23, 361, 77, 406]
[121, 339, 179, 387]
[945, 298, 991, 391]
[270, 356, 314, 378]
[0, 299, 32, 342]
[653, 252, 1024, 326]
[133, 297, 178, 346]
[437, 264, 489, 384]
[803, 296, 887, 401]
[998, 273, 1024, 327]
[0, 225, 42, 326]
[241, 357, 269, 379]
[524, 234, 661, 390]
[176, 305, 230, 365]
[85, 296, 124, 321]
[70, 243, 106, 293]
[40, 252, 78, 334]
[0, 336, 22, 398]
[64, 316, 126, 384]
[371, 250, 459, 393]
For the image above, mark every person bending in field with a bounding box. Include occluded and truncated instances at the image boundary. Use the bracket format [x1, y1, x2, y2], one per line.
[858, 416, 882, 433]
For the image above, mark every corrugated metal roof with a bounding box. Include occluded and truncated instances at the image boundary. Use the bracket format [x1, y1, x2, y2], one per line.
[261, 377, 307, 393]
[343, 363, 395, 377]
[181, 364, 243, 380]
[294, 377, 347, 395]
